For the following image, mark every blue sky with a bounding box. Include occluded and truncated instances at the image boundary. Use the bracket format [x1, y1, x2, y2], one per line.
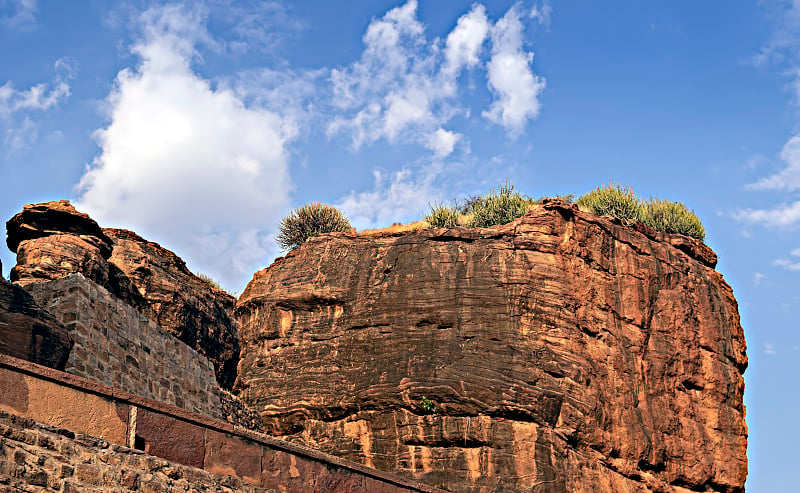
[0, 1, 798, 490]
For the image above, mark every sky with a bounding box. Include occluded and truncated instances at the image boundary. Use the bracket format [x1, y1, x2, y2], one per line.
[0, 0, 797, 490]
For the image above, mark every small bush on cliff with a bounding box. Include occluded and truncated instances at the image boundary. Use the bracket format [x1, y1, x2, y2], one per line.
[424, 203, 460, 228]
[465, 182, 533, 228]
[276, 203, 352, 250]
[641, 198, 705, 240]
[576, 183, 643, 225]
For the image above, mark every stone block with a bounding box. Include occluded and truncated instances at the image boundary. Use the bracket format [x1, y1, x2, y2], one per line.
[134, 409, 204, 468]
[203, 429, 263, 486]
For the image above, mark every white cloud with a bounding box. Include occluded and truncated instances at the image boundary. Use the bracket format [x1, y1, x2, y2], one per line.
[483, 6, 545, 136]
[747, 135, 800, 191]
[327, 1, 540, 153]
[774, 258, 800, 271]
[763, 342, 776, 355]
[338, 165, 441, 229]
[1, 0, 36, 30]
[76, 4, 295, 291]
[0, 56, 73, 152]
[426, 128, 461, 158]
[753, 272, 766, 286]
[734, 201, 800, 228]
[442, 4, 489, 76]
[529, 1, 552, 28]
[791, 248, 800, 256]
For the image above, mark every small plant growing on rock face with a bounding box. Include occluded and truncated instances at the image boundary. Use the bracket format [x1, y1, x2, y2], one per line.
[420, 395, 438, 413]
[576, 183, 643, 225]
[641, 198, 705, 240]
[276, 203, 352, 250]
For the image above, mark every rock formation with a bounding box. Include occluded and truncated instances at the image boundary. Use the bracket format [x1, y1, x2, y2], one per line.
[0, 276, 72, 369]
[235, 200, 747, 493]
[6, 201, 240, 389]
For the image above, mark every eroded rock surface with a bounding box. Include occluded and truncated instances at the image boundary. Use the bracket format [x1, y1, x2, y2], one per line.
[235, 200, 747, 493]
[104, 228, 240, 389]
[0, 276, 71, 369]
[6, 201, 240, 389]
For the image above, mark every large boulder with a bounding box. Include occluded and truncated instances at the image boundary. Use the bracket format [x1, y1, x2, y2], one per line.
[6, 200, 112, 255]
[235, 200, 747, 493]
[0, 276, 72, 369]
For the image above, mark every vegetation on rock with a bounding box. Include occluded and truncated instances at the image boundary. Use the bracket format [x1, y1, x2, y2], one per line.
[276, 203, 352, 250]
[576, 183, 705, 240]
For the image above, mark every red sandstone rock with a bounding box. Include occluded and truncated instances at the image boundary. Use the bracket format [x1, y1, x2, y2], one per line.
[5, 201, 240, 390]
[104, 228, 240, 390]
[235, 201, 747, 493]
[0, 276, 72, 369]
[6, 201, 112, 256]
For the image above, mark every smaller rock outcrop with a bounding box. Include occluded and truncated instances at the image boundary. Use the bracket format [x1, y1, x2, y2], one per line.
[6, 201, 240, 389]
[6, 200, 112, 255]
[0, 276, 72, 369]
[104, 228, 240, 390]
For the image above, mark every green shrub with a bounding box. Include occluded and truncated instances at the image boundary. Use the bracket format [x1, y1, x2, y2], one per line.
[464, 182, 533, 228]
[276, 202, 352, 250]
[576, 183, 643, 225]
[424, 203, 460, 228]
[641, 198, 705, 240]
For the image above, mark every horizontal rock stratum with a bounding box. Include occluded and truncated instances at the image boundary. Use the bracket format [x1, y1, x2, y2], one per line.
[235, 200, 747, 493]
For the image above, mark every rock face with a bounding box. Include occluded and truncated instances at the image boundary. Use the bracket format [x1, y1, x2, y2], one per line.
[103, 228, 240, 390]
[0, 276, 72, 369]
[6, 201, 240, 389]
[235, 200, 747, 493]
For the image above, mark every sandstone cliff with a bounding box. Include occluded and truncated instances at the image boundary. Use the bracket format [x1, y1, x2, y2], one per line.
[235, 200, 747, 493]
[6, 201, 240, 389]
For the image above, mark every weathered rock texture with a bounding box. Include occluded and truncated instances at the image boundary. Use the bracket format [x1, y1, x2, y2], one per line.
[0, 276, 71, 370]
[235, 200, 748, 493]
[6, 201, 240, 389]
[103, 228, 240, 390]
[25, 274, 223, 418]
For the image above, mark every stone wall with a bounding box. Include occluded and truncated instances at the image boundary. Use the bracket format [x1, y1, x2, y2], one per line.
[0, 354, 447, 492]
[0, 411, 268, 492]
[24, 274, 222, 419]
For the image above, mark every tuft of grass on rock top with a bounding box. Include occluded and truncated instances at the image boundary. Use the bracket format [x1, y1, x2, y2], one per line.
[424, 203, 460, 228]
[575, 183, 643, 225]
[276, 202, 352, 250]
[641, 198, 705, 240]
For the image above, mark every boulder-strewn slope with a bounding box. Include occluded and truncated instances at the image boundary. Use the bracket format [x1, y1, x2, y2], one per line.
[235, 200, 747, 493]
[6, 201, 239, 389]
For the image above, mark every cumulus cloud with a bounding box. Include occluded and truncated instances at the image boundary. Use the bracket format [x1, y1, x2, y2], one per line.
[76, 4, 295, 291]
[1, 0, 36, 30]
[327, 1, 542, 155]
[338, 165, 441, 229]
[773, 247, 800, 271]
[483, 6, 546, 136]
[426, 128, 461, 158]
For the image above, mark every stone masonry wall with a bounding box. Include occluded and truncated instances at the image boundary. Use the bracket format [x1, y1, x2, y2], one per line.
[0, 354, 447, 492]
[24, 274, 222, 419]
[0, 410, 272, 493]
